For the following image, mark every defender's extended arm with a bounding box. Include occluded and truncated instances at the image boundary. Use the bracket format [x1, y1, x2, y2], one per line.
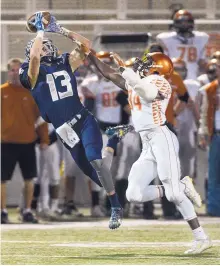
[88, 52, 126, 91]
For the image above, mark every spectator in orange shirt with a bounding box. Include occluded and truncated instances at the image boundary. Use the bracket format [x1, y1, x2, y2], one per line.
[1, 58, 49, 224]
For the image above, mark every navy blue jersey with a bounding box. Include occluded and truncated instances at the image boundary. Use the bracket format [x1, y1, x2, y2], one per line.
[19, 53, 85, 128]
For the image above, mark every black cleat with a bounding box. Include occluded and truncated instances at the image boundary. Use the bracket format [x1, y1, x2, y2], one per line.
[1, 211, 10, 224]
[61, 201, 83, 217]
[22, 211, 38, 223]
[109, 207, 123, 230]
[106, 125, 134, 140]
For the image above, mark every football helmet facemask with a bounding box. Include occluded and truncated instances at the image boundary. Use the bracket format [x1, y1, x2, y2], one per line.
[25, 38, 58, 62]
[173, 10, 194, 35]
[134, 52, 173, 78]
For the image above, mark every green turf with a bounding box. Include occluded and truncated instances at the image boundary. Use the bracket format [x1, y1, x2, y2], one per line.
[2, 223, 220, 265]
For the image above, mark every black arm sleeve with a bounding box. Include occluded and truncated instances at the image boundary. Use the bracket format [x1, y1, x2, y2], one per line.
[178, 91, 189, 103]
[88, 53, 126, 91]
[116, 91, 129, 109]
[84, 98, 95, 113]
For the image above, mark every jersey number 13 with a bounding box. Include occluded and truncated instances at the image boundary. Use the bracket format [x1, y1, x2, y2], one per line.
[46, 70, 73, 101]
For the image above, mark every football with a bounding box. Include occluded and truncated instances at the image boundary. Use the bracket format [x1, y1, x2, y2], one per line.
[26, 11, 51, 33]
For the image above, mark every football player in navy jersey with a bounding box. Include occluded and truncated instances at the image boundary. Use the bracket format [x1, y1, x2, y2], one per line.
[19, 12, 123, 229]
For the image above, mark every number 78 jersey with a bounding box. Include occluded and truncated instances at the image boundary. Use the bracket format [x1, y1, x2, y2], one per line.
[19, 53, 84, 129]
[156, 31, 209, 79]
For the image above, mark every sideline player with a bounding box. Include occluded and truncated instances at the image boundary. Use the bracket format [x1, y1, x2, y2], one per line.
[156, 10, 209, 79]
[19, 12, 122, 229]
[172, 58, 200, 178]
[87, 49, 212, 254]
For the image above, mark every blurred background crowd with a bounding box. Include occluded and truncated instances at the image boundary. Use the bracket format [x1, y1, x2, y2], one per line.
[1, 0, 220, 224]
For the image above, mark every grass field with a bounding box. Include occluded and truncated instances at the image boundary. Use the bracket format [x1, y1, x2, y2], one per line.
[1, 209, 220, 265]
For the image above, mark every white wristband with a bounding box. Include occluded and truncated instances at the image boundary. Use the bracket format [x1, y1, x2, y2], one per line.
[61, 27, 70, 37]
[37, 30, 44, 39]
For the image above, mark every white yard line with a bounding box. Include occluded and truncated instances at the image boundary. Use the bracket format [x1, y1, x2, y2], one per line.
[2, 254, 220, 260]
[52, 241, 220, 248]
[2, 240, 220, 247]
[1, 217, 220, 230]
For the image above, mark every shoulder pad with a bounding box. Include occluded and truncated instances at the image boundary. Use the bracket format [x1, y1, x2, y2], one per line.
[157, 31, 176, 40]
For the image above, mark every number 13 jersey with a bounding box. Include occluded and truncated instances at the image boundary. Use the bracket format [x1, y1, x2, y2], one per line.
[156, 31, 209, 79]
[19, 53, 85, 129]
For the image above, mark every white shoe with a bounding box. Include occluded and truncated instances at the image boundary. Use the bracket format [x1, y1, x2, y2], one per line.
[91, 206, 105, 217]
[181, 176, 202, 208]
[184, 238, 213, 254]
[38, 208, 51, 219]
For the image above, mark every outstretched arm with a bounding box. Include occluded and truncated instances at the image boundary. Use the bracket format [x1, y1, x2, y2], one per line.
[88, 52, 126, 91]
[28, 12, 45, 88]
[60, 27, 92, 48]
[45, 15, 91, 48]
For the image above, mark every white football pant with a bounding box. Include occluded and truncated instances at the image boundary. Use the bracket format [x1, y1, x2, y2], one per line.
[126, 126, 197, 221]
[36, 142, 60, 210]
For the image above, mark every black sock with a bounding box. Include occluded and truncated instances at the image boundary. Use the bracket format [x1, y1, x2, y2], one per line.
[33, 183, 40, 198]
[31, 184, 40, 210]
[91, 191, 99, 207]
[108, 193, 121, 208]
[115, 179, 128, 208]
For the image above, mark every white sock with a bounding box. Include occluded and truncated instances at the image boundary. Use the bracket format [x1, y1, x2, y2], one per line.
[51, 199, 59, 212]
[157, 186, 164, 198]
[41, 195, 50, 210]
[23, 208, 31, 214]
[2, 208, 8, 213]
[192, 226, 207, 240]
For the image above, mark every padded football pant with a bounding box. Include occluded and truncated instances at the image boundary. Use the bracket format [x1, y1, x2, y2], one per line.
[126, 126, 197, 221]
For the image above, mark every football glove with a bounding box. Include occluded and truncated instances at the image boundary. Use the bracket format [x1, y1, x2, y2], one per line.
[32, 12, 45, 32]
[45, 15, 68, 37]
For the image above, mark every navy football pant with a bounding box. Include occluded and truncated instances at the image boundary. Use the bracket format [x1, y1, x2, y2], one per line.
[69, 115, 103, 187]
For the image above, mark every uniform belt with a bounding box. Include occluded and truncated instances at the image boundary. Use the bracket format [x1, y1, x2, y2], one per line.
[163, 121, 177, 136]
[67, 109, 90, 133]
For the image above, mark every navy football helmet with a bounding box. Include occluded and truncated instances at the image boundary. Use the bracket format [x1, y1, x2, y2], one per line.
[25, 38, 58, 62]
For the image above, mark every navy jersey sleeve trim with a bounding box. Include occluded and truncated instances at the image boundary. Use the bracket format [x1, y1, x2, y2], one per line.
[19, 63, 32, 90]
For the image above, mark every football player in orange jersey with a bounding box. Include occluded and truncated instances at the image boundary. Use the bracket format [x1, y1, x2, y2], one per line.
[157, 10, 209, 79]
[86, 48, 212, 254]
[145, 43, 189, 132]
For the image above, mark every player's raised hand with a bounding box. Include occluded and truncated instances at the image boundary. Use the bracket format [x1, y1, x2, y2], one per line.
[110, 52, 125, 67]
[44, 15, 67, 35]
[32, 12, 45, 32]
[73, 41, 91, 60]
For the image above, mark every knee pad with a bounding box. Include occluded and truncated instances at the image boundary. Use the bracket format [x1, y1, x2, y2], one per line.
[126, 187, 134, 202]
[163, 179, 184, 205]
[126, 186, 141, 202]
